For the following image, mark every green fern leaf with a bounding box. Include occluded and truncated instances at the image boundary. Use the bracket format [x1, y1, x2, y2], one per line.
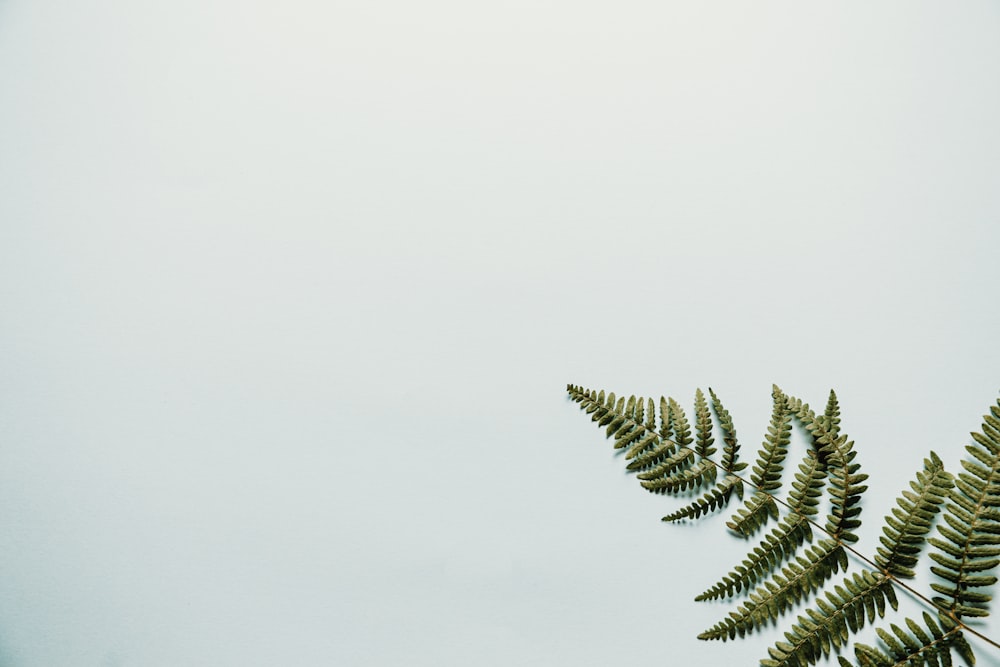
[625, 439, 678, 471]
[786, 391, 869, 544]
[763, 450, 961, 666]
[786, 450, 829, 516]
[699, 452, 827, 601]
[699, 538, 848, 641]
[662, 474, 743, 523]
[823, 390, 842, 440]
[623, 432, 666, 465]
[846, 612, 970, 667]
[749, 388, 792, 492]
[569, 385, 739, 508]
[696, 514, 813, 601]
[928, 397, 1000, 620]
[651, 388, 747, 523]
[568, 385, 1000, 667]
[728, 490, 780, 536]
[726, 388, 792, 537]
[669, 397, 694, 448]
[874, 452, 954, 578]
[710, 388, 748, 475]
[640, 457, 716, 493]
[761, 570, 897, 667]
[694, 388, 717, 459]
[635, 446, 694, 480]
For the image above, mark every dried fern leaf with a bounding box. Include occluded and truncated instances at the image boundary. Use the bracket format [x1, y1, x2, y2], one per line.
[625, 439, 678, 471]
[928, 397, 1000, 620]
[568, 384, 1000, 667]
[568, 385, 662, 454]
[874, 452, 954, 578]
[663, 474, 743, 523]
[823, 390, 842, 440]
[640, 457, 716, 494]
[623, 432, 666, 464]
[699, 538, 848, 641]
[658, 395, 671, 437]
[710, 388, 748, 475]
[761, 570, 897, 667]
[699, 452, 827, 601]
[669, 397, 694, 448]
[694, 388, 717, 459]
[843, 612, 971, 667]
[728, 490, 780, 537]
[696, 514, 813, 601]
[635, 447, 694, 480]
[622, 397, 677, 467]
[569, 385, 728, 501]
[725, 388, 792, 537]
[749, 388, 793, 492]
[786, 391, 869, 544]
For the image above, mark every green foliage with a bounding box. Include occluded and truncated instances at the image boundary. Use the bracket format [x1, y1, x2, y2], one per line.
[928, 405, 1000, 621]
[567, 384, 1000, 666]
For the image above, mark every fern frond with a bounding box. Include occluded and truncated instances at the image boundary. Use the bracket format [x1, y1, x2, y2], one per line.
[622, 397, 677, 467]
[710, 388, 748, 476]
[608, 395, 649, 447]
[669, 397, 694, 448]
[600, 394, 625, 431]
[623, 432, 666, 465]
[694, 388, 717, 459]
[874, 452, 954, 578]
[569, 386, 736, 508]
[658, 395, 671, 437]
[696, 514, 813, 601]
[823, 390, 842, 440]
[787, 390, 869, 544]
[568, 385, 663, 455]
[822, 438, 867, 544]
[843, 612, 973, 667]
[632, 397, 701, 485]
[725, 388, 792, 537]
[783, 392, 819, 439]
[699, 452, 827, 601]
[663, 474, 743, 523]
[761, 570, 897, 667]
[567, 386, 616, 424]
[928, 397, 1000, 620]
[767, 449, 968, 667]
[640, 457, 716, 493]
[786, 449, 829, 515]
[749, 388, 793, 492]
[653, 388, 745, 522]
[568, 384, 1000, 666]
[625, 440, 677, 472]
[728, 491, 779, 536]
[635, 447, 694, 480]
[699, 538, 848, 641]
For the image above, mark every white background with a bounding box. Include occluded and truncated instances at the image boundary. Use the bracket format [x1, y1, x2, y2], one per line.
[2, 1, 1000, 665]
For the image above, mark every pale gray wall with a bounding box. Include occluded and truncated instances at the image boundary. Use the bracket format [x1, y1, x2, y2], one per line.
[1, 1, 999, 665]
